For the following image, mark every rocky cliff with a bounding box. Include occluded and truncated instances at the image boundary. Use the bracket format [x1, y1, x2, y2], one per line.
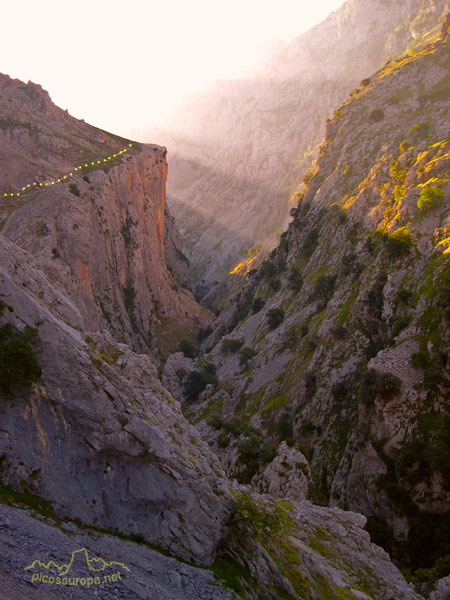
[147, 0, 449, 291]
[0, 75, 434, 600]
[0, 235, 231, 564]
[0, 215, 425, 599]
[166, 18, 450, 593]
[0, 73, 210, 355]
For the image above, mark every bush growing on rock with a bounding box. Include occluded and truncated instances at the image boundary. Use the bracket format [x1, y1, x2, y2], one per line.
[197, 326, 213, 341]
[313, 275, 337, 307]
[275, 414, 293, 441]
[359, 368, 402, 402]
[366, 271, 388, 318]
[238, 346, 258, 367]
[269, 278, 281, 291]
[183, 362, 218, 402]
[332, 381, 348, 401]
[417, 185, 445, 211]
[331, 324, 347, 339]
[221, 338, 244, 353]
[217, 433, 230, 448]
[288, 267, 303, 291]
[236, 433, 276, 483]
[260, 260, 277, 278]
[267, 308, 285, 329]
[304, 372, 317, 399]
[301, 229, 319, 257]
[0, 302, 41, 396]
[179, 339, 195, 358]
[369, 107, 385, 122]
[390, 315, 411, 339]
[395, 289, 413, 305]
[230, 290, 254, 328]
[251, 298, 265, 313]
[384, 227, 413, 258]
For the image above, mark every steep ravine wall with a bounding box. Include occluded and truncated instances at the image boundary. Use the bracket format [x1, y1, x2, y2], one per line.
[169, 22, 450, 586]
[0, 73, 210, 354]
[148, 0, 450, 288]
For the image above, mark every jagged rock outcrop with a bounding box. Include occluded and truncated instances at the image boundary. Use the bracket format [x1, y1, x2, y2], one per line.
[0, 73, 210, 354]
[0, 235, 231, 564]
[185, 19, 450, 587]
[162, 351, 196, 403]
[251, 441, 310, 500]
[147, 0, 449, 288]
[215, 487, 423, 600]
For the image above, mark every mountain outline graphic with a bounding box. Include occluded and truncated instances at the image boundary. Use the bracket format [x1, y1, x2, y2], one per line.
[24, 548, 130, 576]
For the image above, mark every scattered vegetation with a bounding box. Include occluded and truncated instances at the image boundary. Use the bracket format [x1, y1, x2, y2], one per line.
[384, 227, 413, 258]
[288, 267, 303, 291]
[0, 301, 41, 396]
[183, 362, 218, 402]
[312, 274, 337, 308]
[221, 338, 244, 353]
[301, 229, 319, 257]
[121, 213, 139, 253]
[267, 308, 285, 329]
[123, 283, 138, 331]
[304, 372, 317, 400]
[331, 324, 347, 339]
[359, 368, 402, 403]
[179, 339, 195, 358]
[238, 346, 258, 367]
[197, 326, 213, 341]
[251, 298, 265, 313]
[369, 107, 385, 122]
[417, 185, 445, 211]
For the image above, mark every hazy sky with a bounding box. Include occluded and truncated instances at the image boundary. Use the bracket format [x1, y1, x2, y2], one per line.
[2, 1, 345, 138]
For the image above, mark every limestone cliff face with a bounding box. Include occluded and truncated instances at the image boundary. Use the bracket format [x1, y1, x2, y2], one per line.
[176, 23, 450, 583]
[0, 73, 210, 354]
[0, 235, 231, 564]
[148, 0, 449, 289]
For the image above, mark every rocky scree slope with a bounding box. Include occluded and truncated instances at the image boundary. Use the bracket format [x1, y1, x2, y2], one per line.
[151, 0, 449, 289]
[171, 21, 450, 589]
[0, 73, 209, 356]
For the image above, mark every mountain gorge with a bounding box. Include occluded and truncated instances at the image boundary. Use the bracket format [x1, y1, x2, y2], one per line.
[150, 0, 449, 292]
[0, 73, 210, 356]
[0, 2, 450, 599]
[165, 11, 450, 595]
[0, 70, 427, 600]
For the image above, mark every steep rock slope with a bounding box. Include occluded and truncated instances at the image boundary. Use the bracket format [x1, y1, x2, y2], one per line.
[149, 0, 449, 287]
[176, 22, 450, 584]
[0, 74, 210, 354]
[0, 235, 231, 564]
[0, 236, 425, 600]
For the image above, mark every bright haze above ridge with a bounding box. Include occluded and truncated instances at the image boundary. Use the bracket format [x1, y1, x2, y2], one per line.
[2, 0, 345, 138]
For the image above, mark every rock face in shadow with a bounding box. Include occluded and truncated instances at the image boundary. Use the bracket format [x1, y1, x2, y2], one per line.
[0, 73, 210, 354]
[146, 0, 448, 286]
[0, 235, 231, 565]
